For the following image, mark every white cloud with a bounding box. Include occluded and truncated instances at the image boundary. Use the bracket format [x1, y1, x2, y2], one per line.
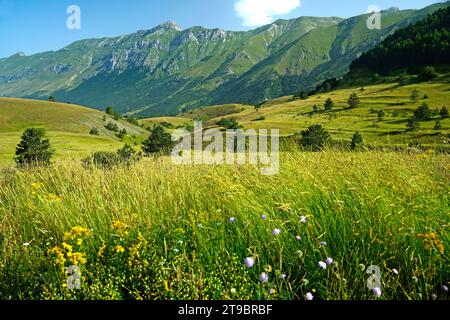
[234, 0, 301, 27]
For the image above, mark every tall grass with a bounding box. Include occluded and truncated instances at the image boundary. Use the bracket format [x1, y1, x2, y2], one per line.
[0, 150, 448, 300]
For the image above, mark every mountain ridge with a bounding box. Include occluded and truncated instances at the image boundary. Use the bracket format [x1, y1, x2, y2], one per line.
[0, 1, 448, 117]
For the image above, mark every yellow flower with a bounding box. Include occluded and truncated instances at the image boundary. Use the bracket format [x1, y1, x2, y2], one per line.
[48, 246, 66, 267]
[64, 226, 92, 241]
[113, 245, 125, 254]
[98, 244, 107, 258]
[68, 252, 87, 265]
[111, 220, 129, 237]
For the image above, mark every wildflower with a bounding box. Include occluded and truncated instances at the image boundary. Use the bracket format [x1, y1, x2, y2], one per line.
[269, 288, 276, 295]
[319, 241, 327, 247]
[68, 252, 87, 265]
[272, 229, 281, 236]
[48, 246, 66, 267]
[296, 236, 301, 241]
[230, 288, 237, 294]
[392, 269, 399, 275]
[264, 265, 273, 273]
[98, 244, 107, 258]
[261, 215, 267, 220]
[229, 217, 235, 223]
[373, 287, 382, 298]
[326, 258, 334, 265]
[306, 292, 314, 301]
[442, 285, 448, 293]
[197, 224, 203, 228]
[23, 242, 30, 247]
[300, 216, 307, 224]
[280, 273, 287, 280]
[432, 294, 438, 301]
[318, 261, 327, 270]
[113, 245, 125, 254]
[260, 273, 269, 283]
[64, 226, 92, 241]
[244, 257, 255, 268]
[111, 220, 129, 237]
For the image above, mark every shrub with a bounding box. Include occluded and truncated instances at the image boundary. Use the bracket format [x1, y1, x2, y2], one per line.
[418, 66, 437, 81]
[299, 125, 331, 151]
[434, 121, 442, 130]
[89, 127, 100, 136]
[105, 121, 120, 132]
[440, 107, 449, 118]
[117, 128, 127, 139]
[217, 118, 241, 130]
[295, 91, 309, 100]
[82, 152, 122, 169]
[15, 128, 54, 167]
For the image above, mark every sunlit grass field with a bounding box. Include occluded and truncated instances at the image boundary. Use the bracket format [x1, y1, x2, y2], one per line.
[0, 150, 448, 300]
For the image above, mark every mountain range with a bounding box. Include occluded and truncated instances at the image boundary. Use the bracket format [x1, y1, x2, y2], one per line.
[0, 1, 448, 117]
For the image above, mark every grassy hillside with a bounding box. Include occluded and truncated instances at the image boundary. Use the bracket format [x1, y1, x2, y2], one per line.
[0, 98, 148, 167]
[142, 79, 450, 148]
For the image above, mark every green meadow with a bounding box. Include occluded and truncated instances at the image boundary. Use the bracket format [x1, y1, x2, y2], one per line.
[0, 151, 448, 300]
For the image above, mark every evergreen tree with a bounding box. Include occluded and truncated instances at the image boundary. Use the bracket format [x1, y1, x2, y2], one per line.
[324, 98, 334, 111]
[351, 131, 364, 150]
[410, 89, 420, 102]
[348, 93, 360, 109]
[142, 125, 174, 155]
[299, 125, 331, 151]
[406, 118, 420, 131]
[434, 121, 442, 130]
[15, 128, 54, 166]
[414, 103, 432, 121]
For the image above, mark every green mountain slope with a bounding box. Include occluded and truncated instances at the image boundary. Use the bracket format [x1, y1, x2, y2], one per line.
[0, 2, 448, 117]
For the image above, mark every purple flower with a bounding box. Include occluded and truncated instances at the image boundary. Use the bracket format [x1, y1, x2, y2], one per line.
[326, 257, 334, 265]
[260, 273, 269, 283]
[261, 215, 267, 220]
[318, 261, 327, 270]
[442, 285, 449, 293]
[373, 287, 382, 298]
[272, 229, 281, 236]
[229, 217, 235, 223]
[244, 257, 255, 268]
[306, 292, 314, 301]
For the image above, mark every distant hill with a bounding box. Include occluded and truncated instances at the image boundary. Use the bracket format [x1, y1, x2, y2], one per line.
[350, 6, 450, 72]
[0, 98, 147, 166]
[0, 2, 448, 117]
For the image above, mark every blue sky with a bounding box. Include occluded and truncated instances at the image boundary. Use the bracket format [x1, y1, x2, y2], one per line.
[0, 0, 443, 58]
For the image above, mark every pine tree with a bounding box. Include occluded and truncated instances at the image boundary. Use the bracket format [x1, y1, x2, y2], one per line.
[324, 98, 334, 111]
[351, 131, 364, 150]
[15, 128, 54, 166]
[142, 126, 174, 155]
[299, 125, 331, 151]
[348, 93, 360, 109]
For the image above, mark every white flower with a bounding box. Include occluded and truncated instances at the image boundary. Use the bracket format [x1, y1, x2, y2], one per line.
[272, 229, 281, 236]
[296, 235, 301, 241]
[260, 273, 269, 283]
[230, 288, 237, 294]
[229, 217, 236, 223]
[22, 243, 30, 247]
[306, 292, 314, 300]
[326, 257, 334, 265]
[373, 287, 382, 297]
[318, 261, 327, 270]
[442, 285, 449, 293]
[244, 257, 255, 268]
[280, 273, 287, 279]
[392, 268, 399, 275]
[300, 216, 307, 223]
